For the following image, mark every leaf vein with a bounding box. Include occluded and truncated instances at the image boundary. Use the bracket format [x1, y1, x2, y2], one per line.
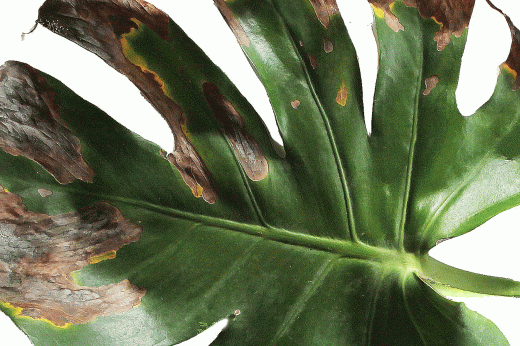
[268, 255, 338, 345]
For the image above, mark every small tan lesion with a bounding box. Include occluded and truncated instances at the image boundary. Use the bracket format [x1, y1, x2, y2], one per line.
[308, 55, 318, 69]
[203, 82, 269, 182]
[423, 75, 439, 95]
[309, 0, 340, 28]
[335, 82, 348, 106]
[323, 38, 334, 53]
[37, 188, 53, 197]
[0, 61, 95, 184]
[0, 190, 145, 326]
[291, 100, 301, 109]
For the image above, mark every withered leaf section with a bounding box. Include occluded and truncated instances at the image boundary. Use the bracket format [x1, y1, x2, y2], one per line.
[0, 61, 94, 184]
[37, 0, 217, 203]
[203, 83, 268, 181]
[370, 0, 476, 50]
[0, 189, 144, 326]
[486, 0, 520, 90]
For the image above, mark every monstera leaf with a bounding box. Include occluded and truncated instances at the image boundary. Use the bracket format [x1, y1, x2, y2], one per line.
[1, 0, 520, 345]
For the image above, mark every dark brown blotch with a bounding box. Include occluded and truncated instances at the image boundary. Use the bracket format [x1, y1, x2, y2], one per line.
[0, 61, 95, 184]
[203, 82, 269, 182]
[0, 189, 145, 326]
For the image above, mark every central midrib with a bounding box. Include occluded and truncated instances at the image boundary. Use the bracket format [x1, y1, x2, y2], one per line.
[67, 187, 400, 263]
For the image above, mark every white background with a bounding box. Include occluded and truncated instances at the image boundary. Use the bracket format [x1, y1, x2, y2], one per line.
[0, 0, 520, 345]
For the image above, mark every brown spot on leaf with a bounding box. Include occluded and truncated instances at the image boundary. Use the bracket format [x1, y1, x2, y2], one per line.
[0, 61, 95, 184]
[370, 0, 476, 50]
[37, 188, 53, 197]
[323, 38, 334, 53]
[291, 100, 301, 109]
[0, 190, 144, 326]
[37, 0, 218, 203]
[165, 138, 218, 203]
[423, 75, 439, 95]
[486, 0, 520, 90]
[335, 82, 348, 106]
[308, 55, 318, 69]
[203, 83, 268, 182]
[309, 0, 340, 28]
[214, 0, 250, 46]
[371, 2, 404, 32]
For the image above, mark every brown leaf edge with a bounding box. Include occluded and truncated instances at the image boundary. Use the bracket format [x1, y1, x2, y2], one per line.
[0, 61, 95, 184]
[486, 0, 520, 90]
[0, 188, 145, 326]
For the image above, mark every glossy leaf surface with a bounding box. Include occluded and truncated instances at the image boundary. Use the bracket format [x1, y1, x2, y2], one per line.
[1, 0, 520, 345]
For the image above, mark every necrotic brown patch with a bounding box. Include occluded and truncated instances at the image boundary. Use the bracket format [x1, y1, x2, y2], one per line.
[370, 0, 476, 50]
[37, 0, 218, 203]
[0, 189, 145, 326]
[0, 61, 95, 184]
[203, 83, 269, 182]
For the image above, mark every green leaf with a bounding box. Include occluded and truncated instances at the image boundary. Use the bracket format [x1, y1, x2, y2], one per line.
[1, 0, 520, 345]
